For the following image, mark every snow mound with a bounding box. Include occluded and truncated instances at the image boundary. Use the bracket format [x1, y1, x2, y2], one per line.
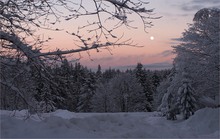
[1, 108, 219, 138]
[51, 109, 76, 119]
[184, 107, 220, 135]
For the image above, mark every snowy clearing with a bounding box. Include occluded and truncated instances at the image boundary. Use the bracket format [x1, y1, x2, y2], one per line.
[1, 108, 219, 138]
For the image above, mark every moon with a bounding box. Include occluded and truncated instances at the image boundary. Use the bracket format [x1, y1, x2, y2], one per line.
[150, 36, 154, 40]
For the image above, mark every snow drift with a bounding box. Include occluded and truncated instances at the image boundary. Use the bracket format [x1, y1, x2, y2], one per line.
[1, 108, 219, 138]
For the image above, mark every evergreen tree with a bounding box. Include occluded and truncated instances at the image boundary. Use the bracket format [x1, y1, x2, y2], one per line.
[102, 68, 118, 82]
[157, 68, 179, 120]
[32, 66, 57, 113]
[96, 65, 102, 78]
[152, 72, 160, 88]
[135, 63, 153, 111]
[110, 73, 145, 112]
[77, 71, 97, 112]
[177, 72, 197, 119]
[53, 59, 75, 110]
[92, 82, 112, 112]
[96, 64, 102, 85]
[61, 59, 71, 76]
[154, 78, 171, 112]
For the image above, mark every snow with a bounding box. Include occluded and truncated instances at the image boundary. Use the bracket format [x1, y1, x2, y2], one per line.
[1, 108, 219, 138]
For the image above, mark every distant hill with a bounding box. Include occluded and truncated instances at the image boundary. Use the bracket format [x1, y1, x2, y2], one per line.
[116, 62, 173, 71]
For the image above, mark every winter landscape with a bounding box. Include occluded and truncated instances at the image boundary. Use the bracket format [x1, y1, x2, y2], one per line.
[0, 0, 220, 138]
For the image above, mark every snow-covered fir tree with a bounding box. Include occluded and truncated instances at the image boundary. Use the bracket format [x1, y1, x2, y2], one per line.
[96, 65, 102, 81]
[109, 73, 145, 112]
[177, 71, 197, 119]
[32, 67, 57, 113]
[91, 82, 112, 112]
[53, 59, 76, 111]
[135, 63, 153, 112]
[101, 68, 118, 82]
[152, 72, 160, 88]
[157, 67, 180, 120]
[77, 71, 97, 112]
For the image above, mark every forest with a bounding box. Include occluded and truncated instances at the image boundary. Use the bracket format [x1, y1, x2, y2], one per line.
[0, 60, 171, 113]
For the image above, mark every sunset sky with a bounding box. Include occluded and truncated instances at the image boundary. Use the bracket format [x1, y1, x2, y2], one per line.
[41, 0, 220, 70]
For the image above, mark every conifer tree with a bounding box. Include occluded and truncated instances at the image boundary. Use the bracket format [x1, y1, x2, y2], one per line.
[96, 65, 102, 78]
[157, 68, 179, 120]
[177, 72, 197, 119]
[77, 71, 97, 112]
[32, 67, 57, 112]
[152, 72, 160, 88]
[92, 82, 112, 112]
[135, 63, 153, 111]
[102, 68, 117, 82]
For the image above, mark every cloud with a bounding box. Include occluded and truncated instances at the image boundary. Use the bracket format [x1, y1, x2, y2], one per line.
[92, 56, 114, 62]
[160, 50, 173, 57]
[181, 4, 204, 12]
[170, 38, 182, 41]
[192, 0, 220, 4]
[80, 50, 175, 70]
[169, 38, 182, 45]
[161, 12, 191, 17]
[117, 54, 146, 62]
[116, 51, 174, 62]
[178, 1, 220, 12]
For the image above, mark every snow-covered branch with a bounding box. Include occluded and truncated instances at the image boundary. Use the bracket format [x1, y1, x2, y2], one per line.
[0, 80, 32, 108]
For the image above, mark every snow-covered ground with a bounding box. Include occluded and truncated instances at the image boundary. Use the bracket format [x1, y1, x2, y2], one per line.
[1, 108, 219, 138]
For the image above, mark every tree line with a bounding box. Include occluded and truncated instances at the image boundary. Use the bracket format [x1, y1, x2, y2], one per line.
[0, 59, 171, 113]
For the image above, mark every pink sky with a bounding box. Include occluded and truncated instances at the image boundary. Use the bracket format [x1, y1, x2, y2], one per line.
[38, 0, 220, 69]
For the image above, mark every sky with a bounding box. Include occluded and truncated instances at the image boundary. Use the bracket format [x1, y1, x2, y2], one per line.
[41, 0, 220, 70]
